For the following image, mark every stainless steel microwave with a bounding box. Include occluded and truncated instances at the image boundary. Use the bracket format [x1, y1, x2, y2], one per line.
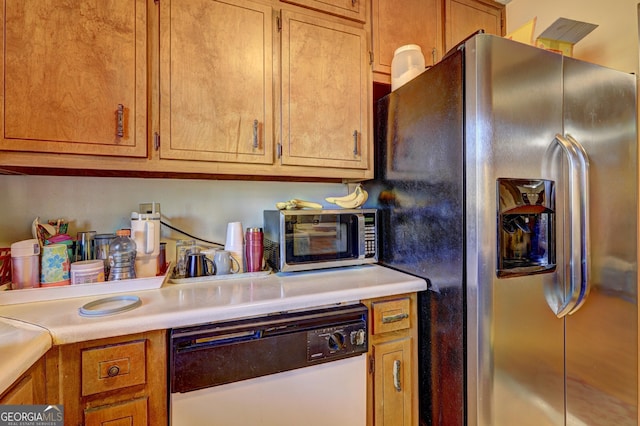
[263, 209, 378, 272]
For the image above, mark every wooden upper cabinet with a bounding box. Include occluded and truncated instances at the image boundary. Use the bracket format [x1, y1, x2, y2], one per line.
[280, 10, 369, 170]
[0, 0, 147, 157]
[281, 0, 366, 22]
[159, 0, 274, 164]
[371, 0, 442, 76]
[444, 0, 504, 52]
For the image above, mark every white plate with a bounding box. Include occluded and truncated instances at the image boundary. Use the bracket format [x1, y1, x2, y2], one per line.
[78, 295, 142, 317]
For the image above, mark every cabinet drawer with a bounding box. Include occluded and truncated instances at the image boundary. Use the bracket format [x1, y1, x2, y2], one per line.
[81, 340, 146, 396]
[84, 397, 148, 426]
[372, 297, 411, 334]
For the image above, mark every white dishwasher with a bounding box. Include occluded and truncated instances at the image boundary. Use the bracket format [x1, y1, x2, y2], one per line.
[169, 303, 368, 426]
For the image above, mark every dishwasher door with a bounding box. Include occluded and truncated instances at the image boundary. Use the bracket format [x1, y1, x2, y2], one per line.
[171, 354, 366, 426]
[170, 303, 369, 426]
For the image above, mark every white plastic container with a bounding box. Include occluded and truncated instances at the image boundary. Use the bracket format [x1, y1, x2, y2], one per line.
[71, 260, 105, 285]
[10, 239, 40, 289]
[391, 44, 426, 91]
[131, 211, 161, 278]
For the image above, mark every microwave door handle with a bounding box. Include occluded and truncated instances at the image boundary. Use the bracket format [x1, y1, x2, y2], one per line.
[544, 133, 586, 318]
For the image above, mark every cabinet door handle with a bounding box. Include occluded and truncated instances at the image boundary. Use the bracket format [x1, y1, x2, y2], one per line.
[107, 365, 120, 377]
[393, 360, 402, 391]
[253, 119, 259, 149]
[352, 130, 358, 155]
[116, 104, 124, 137]
[382, 312, 408, 323]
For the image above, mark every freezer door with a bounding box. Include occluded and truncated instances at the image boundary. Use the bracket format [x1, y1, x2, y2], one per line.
[562, 57, 638, 426]
[466, 35, 567, 426]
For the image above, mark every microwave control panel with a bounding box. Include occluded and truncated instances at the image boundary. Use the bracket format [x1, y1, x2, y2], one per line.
[364, 212, 377, 258]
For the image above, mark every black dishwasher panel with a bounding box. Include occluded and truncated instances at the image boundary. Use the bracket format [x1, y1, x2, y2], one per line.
[170, 303, 368, 394]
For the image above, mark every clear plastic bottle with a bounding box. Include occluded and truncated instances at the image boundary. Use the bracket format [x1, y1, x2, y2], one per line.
[108, 229, 137, 281]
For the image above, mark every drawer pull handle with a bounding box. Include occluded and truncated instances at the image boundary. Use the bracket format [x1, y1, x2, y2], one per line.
[107, 365, 120, 377]
[393, 360, 402, 391]
[382, 313, 408, 324]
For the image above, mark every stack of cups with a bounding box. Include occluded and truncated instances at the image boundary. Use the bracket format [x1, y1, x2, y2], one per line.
[224, 222, 244, 273]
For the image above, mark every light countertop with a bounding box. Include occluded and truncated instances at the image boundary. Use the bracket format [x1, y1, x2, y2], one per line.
[0, 317, 52, 395]
[0, 264, 426, 395]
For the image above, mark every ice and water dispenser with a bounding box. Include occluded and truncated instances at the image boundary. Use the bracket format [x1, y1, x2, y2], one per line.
[497, 178, 556, 277]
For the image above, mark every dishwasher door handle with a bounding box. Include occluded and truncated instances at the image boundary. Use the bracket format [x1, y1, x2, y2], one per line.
[176, 330, 261, 353]
[194, 330, 258, 345]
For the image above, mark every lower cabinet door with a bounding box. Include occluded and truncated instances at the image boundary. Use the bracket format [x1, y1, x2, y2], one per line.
[0, 357, 45, 405]
[84, 397, 148, 426]
[373, 338, 413, 426]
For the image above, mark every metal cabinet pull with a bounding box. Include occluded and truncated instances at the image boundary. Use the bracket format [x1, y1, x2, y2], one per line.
[253, 119, 259, 149]
[116, 104, 124, 137]
[352, 130, 358, 155]
[393, 360, 402, 391]
[382, 312, 408, 324]
[107, 365, 120, 377]
[432, 47, 437, 65]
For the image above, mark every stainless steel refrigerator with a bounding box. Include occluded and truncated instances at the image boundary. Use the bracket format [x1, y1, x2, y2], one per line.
[365, 34, 638, 425]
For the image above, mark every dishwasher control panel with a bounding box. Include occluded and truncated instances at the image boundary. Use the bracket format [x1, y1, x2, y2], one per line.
[171, 303, 369, 393]
[306, 320, 368, 362]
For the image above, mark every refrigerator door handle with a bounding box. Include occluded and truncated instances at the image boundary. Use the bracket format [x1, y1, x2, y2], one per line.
[564, 134, 591, 315]
[547, 133, 591, 318]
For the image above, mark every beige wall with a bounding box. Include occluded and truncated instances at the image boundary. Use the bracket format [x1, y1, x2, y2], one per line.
[506, 0, 638, 74]
[0, 175, 344, 262]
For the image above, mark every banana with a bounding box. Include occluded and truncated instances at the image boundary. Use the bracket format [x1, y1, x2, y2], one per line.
[290, 199, 322, 209]
[276, 199, 323, 210]
[325, 184, 363, 204]
[326, 185, 369, 209]
[335, 189, 368, 208]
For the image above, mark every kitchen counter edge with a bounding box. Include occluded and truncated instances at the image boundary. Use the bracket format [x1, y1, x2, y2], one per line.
[0, 264, 427, 396]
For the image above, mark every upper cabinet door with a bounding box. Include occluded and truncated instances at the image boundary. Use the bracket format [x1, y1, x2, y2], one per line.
[159, 0, 274, 164]
[281, 0, 366, 22]
[372, 0, 443, 75]
[0, 0, 147, 157]
[444, 0, 504, 52]
[280, 10, 369, 170]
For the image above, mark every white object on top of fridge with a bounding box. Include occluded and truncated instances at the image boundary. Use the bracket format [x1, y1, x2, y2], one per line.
[391, 44, 425, 91]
